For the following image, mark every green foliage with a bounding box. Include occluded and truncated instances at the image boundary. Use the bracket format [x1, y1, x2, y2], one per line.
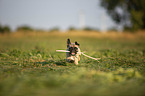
[131, 10, 144, 30]
[83, 27, 99, 31]
[100, 0, 145, 31]
[49, 27, 60, 32]
[68, 26, 76, 31]
[16, 25, 33, 31]
[108, 27, 118, 31]
[0, 24, 11, 34]
[0, 34, 145, 96]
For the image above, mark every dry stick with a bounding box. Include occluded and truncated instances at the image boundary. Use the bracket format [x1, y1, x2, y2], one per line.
[56, 50, 70, 52]
[81, 52, 101, 60]
[56, 50, 101, 61]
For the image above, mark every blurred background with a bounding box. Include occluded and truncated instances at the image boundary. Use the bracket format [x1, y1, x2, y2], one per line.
[0, 1, 145, 96]
[1, 0, 144, 33]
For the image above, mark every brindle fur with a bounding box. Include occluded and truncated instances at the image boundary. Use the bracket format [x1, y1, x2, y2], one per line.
[66, 39, 81, 65]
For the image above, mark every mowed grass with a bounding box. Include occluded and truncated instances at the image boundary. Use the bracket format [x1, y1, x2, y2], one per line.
[0, 31, 145, 96]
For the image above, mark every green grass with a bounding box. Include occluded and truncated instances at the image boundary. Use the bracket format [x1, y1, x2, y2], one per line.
[0, 32, 145, 96]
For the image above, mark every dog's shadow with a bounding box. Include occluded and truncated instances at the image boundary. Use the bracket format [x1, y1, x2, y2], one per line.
[35, 59, 68, 66]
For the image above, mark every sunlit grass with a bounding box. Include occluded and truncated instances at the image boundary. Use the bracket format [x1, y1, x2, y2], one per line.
[0, 31, 145, 96]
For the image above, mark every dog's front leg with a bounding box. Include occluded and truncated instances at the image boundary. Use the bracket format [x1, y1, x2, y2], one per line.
[74, 56, 78, 65]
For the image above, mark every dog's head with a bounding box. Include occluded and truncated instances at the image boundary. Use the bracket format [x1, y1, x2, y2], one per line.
[67, 38, 80, 56]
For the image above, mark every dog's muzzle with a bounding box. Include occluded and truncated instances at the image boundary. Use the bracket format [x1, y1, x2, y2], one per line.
[71, 52, 75, 56]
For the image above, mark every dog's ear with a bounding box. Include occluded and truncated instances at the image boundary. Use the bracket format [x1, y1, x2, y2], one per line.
[75, 41, 80, 46]
[67, 38, 71, 47]
[67, 38, 71, 44]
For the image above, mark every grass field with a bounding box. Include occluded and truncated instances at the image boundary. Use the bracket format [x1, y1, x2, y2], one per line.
[0, 31, 145, 96]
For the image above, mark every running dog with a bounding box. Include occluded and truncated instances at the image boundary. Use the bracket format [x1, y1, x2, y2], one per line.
[66, 38, 81, 65]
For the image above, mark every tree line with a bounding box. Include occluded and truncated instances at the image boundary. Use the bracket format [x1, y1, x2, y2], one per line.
[0, 25, 101, 34]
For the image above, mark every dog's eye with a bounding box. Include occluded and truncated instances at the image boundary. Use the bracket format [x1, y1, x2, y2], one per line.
[74, 47, 78, 52]
[74, 47, 78, 50]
